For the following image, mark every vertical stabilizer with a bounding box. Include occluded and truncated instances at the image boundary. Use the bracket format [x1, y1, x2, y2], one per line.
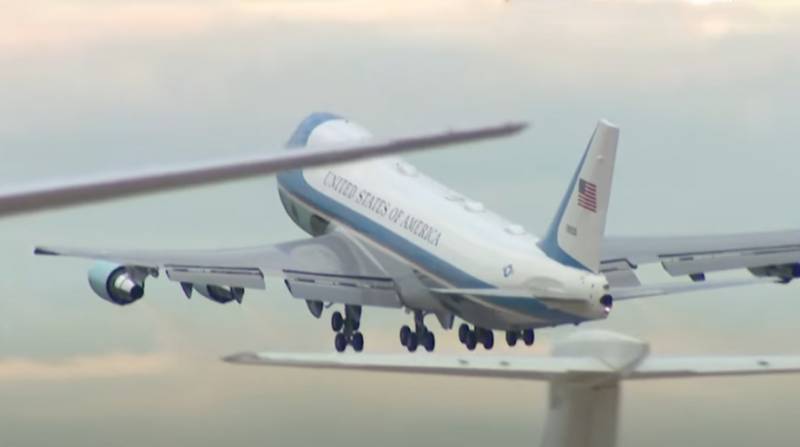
[539, 121, 619, 273]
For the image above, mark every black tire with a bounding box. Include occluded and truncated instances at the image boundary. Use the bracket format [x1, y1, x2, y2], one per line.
[334, 333, 347, 352]
[482, 330, 494, 350]
[506, 331, 518, 347]
[407, 333, 419, 352]
[523, 329, 535, 346]
[465, 331, 477, 351]
[352, 332, 364, 352]
[351, 318, 360, 332]
[423, 332, 435, 352]
[400, 325, 412, 346]
[458, 323, 470, 343]
[331, 311, 344, 332]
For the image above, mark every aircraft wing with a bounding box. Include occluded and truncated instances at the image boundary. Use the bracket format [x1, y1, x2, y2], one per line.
[601, 231, 800, 283]
[0, 122, 525, 218]
[35, 227, 405, 307]
[223, 352, 612, 381]
[610, 277, 781, 301]
[628, 355, 800, 379]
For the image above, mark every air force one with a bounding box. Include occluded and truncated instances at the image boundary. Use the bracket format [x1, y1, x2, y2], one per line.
[32, 113, 800, 352]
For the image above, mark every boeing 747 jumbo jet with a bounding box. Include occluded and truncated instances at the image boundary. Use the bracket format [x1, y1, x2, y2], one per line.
[27, 113, 800, 352]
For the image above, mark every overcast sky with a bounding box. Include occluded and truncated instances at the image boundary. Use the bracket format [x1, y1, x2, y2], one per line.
[1, 1, 800, 446]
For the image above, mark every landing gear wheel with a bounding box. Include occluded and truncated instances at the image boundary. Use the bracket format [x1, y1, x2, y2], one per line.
[334, 333, 347, 352]
[351, 318, 361, 332]
[399, 325, 412, 346]
[352, 332, 364, 352]
[522, 329, 535, 346]
[422, 332, 435, 352]
[406, 333, 419, 352]
[331, 311, 344, 332]
[505, 330, 518, 347]
[465, 331, 477, 351]
[458, 323, 470, 343]
[482, 330, 494, 350]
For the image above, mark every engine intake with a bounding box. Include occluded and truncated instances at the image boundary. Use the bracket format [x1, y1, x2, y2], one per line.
[88, 262, 146, 305]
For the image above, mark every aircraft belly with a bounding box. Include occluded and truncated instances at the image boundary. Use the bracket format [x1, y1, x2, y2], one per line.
[438, 294, 579, 330]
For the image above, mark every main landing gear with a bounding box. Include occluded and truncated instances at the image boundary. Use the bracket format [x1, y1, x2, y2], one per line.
[458, 324, 493, 350]
[458, 324, 535, 350]
[505, 329, 535, 347]
[399, 310, 435, 352]
[331, 304, 364, 353]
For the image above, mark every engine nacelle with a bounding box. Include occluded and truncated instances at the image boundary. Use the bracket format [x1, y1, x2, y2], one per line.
[749, 263, 800, 283]
[193, 284, 244, 304]
[88, 262, 145, 305]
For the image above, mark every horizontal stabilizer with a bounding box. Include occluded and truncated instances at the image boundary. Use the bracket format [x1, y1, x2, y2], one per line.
[0, 121, 525, 217]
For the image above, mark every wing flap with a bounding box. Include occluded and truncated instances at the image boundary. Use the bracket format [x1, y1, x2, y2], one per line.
[661, 250, 800, 277]
[223, 352, 612, 381]
[166, 266, 265, 289]
[284, 270, 401, 308]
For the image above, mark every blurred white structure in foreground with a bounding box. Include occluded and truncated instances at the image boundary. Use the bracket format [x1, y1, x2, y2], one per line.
[225, 330, 800, 447]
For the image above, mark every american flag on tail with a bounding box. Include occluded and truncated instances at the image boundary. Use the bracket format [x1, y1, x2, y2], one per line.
[578, 179, 597, 213]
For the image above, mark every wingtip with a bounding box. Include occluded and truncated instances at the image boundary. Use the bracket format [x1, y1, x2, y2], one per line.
[508, 121, 530, 133]
[222, 352, 260, 364]
[33, 247, 58, 256]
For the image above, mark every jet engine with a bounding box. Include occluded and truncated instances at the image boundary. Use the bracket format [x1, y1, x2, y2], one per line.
[194, 284, 245, 304]
[749, 263, 800, 283]
[88, 261, 146, 305]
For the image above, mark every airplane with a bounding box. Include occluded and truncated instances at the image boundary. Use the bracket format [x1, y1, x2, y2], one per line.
[225, 329, 800, 447]
[30, 112, 800, 353]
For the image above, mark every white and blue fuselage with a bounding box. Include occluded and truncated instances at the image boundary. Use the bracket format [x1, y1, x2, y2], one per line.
[277, 113, 612, 331]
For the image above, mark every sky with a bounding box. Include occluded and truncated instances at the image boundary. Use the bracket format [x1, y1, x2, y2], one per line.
[1, 0, 800, 445]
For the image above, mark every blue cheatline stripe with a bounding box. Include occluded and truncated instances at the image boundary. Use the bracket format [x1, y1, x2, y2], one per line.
[277, 112, 584, 324]
[537, 127, 596, 272]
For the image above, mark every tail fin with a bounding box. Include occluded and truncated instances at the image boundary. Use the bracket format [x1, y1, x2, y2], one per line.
[539, 121, 619, 273]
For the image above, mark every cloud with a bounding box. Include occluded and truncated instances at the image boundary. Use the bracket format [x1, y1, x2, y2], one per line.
[4, 0, 796, 57]
[0, 352, 174, 381]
